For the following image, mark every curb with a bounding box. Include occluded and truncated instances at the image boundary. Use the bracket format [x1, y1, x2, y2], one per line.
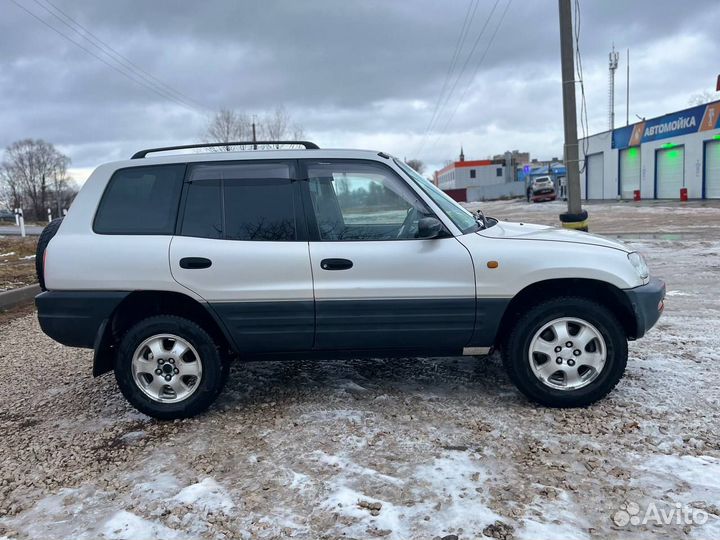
[0, 284, 40, 309]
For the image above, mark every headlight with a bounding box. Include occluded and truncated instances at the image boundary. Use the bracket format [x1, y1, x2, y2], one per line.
[628, 252, 649, 280]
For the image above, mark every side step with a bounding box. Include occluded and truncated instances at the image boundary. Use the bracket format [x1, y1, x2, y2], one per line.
[463, 346, 492, 356]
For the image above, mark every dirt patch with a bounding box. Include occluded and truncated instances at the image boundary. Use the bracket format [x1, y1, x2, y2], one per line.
[0, 299, 35, 326]
[0, 236, 38, 291]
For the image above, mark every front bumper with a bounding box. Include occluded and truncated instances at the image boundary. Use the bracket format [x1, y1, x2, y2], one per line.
[623, 277, 666, 339]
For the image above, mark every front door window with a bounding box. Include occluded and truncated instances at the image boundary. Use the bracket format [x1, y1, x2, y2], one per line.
[306, 161, 432, 241]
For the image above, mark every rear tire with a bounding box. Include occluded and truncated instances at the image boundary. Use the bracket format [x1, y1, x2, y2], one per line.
[114, 315, 229, 420]
[502, 297, 627, 407]
[35, 217, 64, 291]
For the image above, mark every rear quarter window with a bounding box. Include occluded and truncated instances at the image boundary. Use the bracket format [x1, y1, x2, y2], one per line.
[93, 164, 186, 234]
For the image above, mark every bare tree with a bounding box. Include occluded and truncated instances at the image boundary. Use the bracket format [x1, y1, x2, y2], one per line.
[203, 106, 307, 150]
[204, 108, 252, 150]
[0, 165, 21, 212]
[260, 106, 290, 146]
[0, 139, 71, 220]
[259, 106, 307, 148]
[53, 176, 78, 216]
[688, 90, 716, 107]
[405, 159, 426, 175]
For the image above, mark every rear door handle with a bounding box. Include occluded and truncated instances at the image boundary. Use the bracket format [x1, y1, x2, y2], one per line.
[179, 257, 212, 269]
[320, 258, 353, 271]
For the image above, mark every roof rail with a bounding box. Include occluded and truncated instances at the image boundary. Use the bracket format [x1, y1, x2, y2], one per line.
[131, 141, 320, 159]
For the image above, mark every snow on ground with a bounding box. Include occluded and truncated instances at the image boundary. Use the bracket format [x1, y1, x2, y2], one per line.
[465, 198, 720, 236]
[1, 201, 719, 539]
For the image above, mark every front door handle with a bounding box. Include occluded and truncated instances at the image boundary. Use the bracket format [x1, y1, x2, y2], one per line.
[320, 258, 353, 271]
[179, 257, 212, 269]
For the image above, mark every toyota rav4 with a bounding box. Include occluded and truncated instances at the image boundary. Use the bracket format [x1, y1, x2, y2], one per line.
[35, 142, 665, 419]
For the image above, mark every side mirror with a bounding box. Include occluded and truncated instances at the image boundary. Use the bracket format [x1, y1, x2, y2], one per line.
[417, 217, 444, 239]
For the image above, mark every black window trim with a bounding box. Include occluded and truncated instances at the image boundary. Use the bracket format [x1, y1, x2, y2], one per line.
[175, 158, 308, 242]
[297, 158, 446, 242]
[93, 163, 188, 236]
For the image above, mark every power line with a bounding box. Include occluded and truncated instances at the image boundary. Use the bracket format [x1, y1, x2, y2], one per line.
[574, 0, 590, 173]
[416, 0, 502, 157]
[7, 0, 205, 113]
[432, 0, 501, 127]
[32, 0, 206, 111]
[415, 0, 479, 156]
[431, 0, 512, 148]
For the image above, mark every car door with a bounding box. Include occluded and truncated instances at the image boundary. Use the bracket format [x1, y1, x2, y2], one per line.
[301, 159, 476, 351]
[169, 160, 314, 352]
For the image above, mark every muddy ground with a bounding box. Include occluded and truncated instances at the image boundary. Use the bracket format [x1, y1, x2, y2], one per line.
[0, 237, 37, 292]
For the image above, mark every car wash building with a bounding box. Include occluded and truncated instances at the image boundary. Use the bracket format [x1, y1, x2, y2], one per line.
[579, 100, 720, 199]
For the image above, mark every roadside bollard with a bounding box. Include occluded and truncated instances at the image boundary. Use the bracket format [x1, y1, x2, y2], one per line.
[559, 209, 589, 232]
[17, 210, 26, 237]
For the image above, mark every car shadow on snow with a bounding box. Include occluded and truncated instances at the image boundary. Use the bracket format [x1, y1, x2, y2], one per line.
[217, 352, 521, 409]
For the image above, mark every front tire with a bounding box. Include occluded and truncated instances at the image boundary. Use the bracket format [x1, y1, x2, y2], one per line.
[114, 315, 229, 420]
[502, 297, 627, 407]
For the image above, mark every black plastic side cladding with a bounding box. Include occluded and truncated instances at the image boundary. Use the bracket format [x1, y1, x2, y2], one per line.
[468, 298, 512, 347]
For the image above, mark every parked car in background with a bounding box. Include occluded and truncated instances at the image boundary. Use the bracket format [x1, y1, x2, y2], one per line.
[34, 142, 664, 419]
[530, 176, 557, 202]
[0, 211, 15, 222]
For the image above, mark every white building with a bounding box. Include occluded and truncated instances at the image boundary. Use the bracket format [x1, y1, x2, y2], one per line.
[433, 149, 526, 201]
[580, 100, 720, 199]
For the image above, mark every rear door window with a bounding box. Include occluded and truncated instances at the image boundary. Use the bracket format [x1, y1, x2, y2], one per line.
[224, 178, 296, 241]
[180, 162, 297, 241]
[94, 164, 186, 234]
[181, 179, 222, 239]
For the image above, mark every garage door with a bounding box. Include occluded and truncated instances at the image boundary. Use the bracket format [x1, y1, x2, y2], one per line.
[655, 146, 684, 199]
[705, 140, 720, 199]
[619, 147, 641, 199]
[586, 153, 604, 199]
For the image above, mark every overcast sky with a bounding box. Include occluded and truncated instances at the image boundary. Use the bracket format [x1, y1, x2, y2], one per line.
[1, 0, 719, 183]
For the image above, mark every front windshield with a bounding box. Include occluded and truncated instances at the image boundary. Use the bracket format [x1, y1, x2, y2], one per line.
[394, 158, 479, 233]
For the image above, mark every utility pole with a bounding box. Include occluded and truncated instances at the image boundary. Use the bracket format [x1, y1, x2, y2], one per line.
[557, 0, 587, 231]
[252, 115, 258, 150]
[626, 48, 630, 126]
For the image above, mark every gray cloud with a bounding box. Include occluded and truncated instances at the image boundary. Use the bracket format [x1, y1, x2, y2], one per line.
[1, 0, 719, 179]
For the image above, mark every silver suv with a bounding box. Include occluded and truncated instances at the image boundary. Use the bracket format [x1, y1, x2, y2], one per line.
[35, 142, 665, 419]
